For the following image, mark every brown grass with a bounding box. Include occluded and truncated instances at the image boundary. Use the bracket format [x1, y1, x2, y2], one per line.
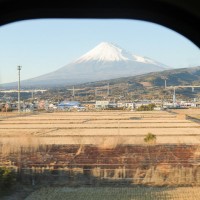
[0, 109, 200, 149]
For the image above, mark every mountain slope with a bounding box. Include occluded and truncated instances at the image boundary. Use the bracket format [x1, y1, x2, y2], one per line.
[74, 66, 200, 100]
[37, 66, 200, 102]
[83, 66, 200, 87]
[1, 42, 170, 88]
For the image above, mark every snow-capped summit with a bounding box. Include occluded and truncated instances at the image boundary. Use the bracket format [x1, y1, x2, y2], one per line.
[2, 42, 171, 88]
[75, 42, 133, 63]
[75, 42, 168, 69]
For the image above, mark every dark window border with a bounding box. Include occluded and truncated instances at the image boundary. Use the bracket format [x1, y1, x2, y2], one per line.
[0, 0, 200, 47]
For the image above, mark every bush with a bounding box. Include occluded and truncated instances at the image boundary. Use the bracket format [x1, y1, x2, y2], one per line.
[144, 133, 156, 144]
[137, 103, 156, 111]
[0, 167, 16, 191]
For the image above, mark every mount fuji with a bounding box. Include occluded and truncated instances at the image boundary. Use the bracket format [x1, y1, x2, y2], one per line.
[3, 42, 171, 88]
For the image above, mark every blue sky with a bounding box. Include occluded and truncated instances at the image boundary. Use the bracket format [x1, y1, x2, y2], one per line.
[0, 19, 200, 84]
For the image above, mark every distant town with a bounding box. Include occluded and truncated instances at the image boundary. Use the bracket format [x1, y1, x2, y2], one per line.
[1, 64, 200, 114]
[0, 85, 200, 113]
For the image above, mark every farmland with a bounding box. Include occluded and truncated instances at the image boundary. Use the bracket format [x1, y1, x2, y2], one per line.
[0, 110, 200, 146]
[1, 109, 200, 199]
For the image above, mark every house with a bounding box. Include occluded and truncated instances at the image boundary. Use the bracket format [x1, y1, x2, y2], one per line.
[108, 102, 117, 108]
[135, 101, 152, 109]
[125, 102, 135, 109]
[95, 101, 109, 109]
[57, 101, 81, 110]
[117, 102, 125, 108]
[194, 102, 200, 108]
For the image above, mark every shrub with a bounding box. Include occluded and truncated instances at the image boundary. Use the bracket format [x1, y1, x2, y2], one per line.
[0, 167, 16, 191]
[144, 133, 156, 144]
[137, 103, 156, 111]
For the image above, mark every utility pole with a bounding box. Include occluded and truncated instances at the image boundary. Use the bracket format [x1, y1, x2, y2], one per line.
[127, 83, 129, 99]
[67, 86, 83, 101]
[17, 66, 22, 113]
[107, 83, 110, 96]
[72, 86, 75, 100]
[192, 87, 194, 92]
[161, 76, 168, 89]
[32, 90, 34, 100]
[95, 88, 97, 98]
[173, 87, 176, 106]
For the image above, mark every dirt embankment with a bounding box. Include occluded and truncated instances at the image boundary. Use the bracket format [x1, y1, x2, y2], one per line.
[1, 144, 200, 186]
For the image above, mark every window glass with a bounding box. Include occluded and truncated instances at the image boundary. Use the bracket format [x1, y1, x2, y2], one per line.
[0, 19, 200, 199]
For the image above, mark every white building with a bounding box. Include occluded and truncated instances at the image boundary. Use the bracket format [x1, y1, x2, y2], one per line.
[95, 101, 109, 109]
[135, 101, 152, 109]
[125, 102, 135, 109]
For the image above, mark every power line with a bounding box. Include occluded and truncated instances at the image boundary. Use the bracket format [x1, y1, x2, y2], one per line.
[67, 86, 84, 100]
[166, 85, 200, 105]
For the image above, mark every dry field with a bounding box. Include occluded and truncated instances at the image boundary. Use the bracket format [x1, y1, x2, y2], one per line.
[0, 109, 200, 148]
[25, 186, 200, 200]
[1, 109, 200, 199]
